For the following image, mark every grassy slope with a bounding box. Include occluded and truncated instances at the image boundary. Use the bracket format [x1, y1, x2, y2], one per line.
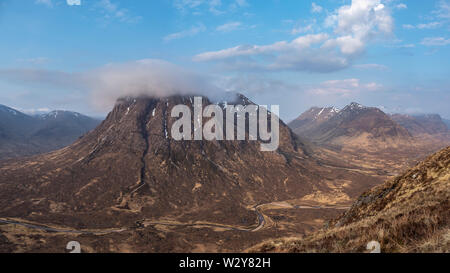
[250, 146, 450, 253]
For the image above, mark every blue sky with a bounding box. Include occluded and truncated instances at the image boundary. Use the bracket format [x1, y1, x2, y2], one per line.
[0, 0, 449, 120]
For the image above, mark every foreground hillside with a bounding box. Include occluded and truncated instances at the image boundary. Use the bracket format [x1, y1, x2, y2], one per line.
[250, 146, 450, 253]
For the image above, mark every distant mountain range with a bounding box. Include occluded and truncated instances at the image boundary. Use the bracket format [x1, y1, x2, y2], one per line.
[289, 102, 449, 148]
[443, 118, 450, 130]
[0, 104, 101, 160]
[288, 102, 413, 147]
[391, 114, 449, 136]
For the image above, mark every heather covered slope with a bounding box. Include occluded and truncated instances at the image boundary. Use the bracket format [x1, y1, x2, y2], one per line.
[288, 106, 340, 136]
[250, 146, 450, 253]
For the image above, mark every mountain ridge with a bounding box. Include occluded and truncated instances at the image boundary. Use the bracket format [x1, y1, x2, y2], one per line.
[391, 113, 449, 136]
[289, 102, 412, 147]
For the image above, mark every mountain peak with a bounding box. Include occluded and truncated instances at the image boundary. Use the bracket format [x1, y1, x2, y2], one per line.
[289, 106, 342, 136]
[0, 104, 22, 116]
[290, 102, 412, 146]
[39, 110, 84, 120]
[343, 102, 366, 111]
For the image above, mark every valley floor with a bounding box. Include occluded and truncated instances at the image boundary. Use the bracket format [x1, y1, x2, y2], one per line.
[0, 199, 348, 253]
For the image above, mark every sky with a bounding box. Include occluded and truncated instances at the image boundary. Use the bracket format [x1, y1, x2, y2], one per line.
[0, 0, 449, 120]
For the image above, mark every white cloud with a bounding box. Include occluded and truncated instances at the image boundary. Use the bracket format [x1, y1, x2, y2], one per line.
[235, 0, 248, 7]
[67, 0, 81, 6]
[194, 33, 329, 60]
[311, 3, 323, 13]
[0, 60, 224, 111]
[174, 0, 248, 15]
[164, 24, 206, 41]
[35, 0, 81, 8]
[421, 37, 450, 46]
[97, 0, 142, 24]
[327, 0, 393, 37]
[194, 33, 352, 73]
[174, 0, 205, 11]
[0, 68, 82, 89]
[216, 22, 241, 32]
[17, 57, 50, 65]
[353, 63, 389, 71]
[291, 23, 314, 35]
[194, 0, 394, 73]
[403, 22, 443, 30]
[417, 22, 442, 29]
[334, 35, 366, 55]
[89, 59, 223, 110]
[434, 0, 450, 19]
[218, 74, 298, 96]
[386, 43, 415, 48]
[35, 0, 52, 7]
[208, 0, 224, 15]
[395, 3, 407, 9]
[309, 79, 382, 96]
[21, 108, 52, 115]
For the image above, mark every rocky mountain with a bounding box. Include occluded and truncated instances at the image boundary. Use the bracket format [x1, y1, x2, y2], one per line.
[0, 95, 380, 232]
[0, 106, 100, 160]
[391, 114, 449, 136]
[288, 106, 340, 136]
[0, 105, 36, 138]
[0, 105, 41, 160]
[31, 110, 101, 151]
[251, 145, 450, 253]
[289, 102, 412, 147]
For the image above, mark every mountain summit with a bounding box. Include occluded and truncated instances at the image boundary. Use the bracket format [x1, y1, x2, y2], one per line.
[289, 106, 340, 136]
